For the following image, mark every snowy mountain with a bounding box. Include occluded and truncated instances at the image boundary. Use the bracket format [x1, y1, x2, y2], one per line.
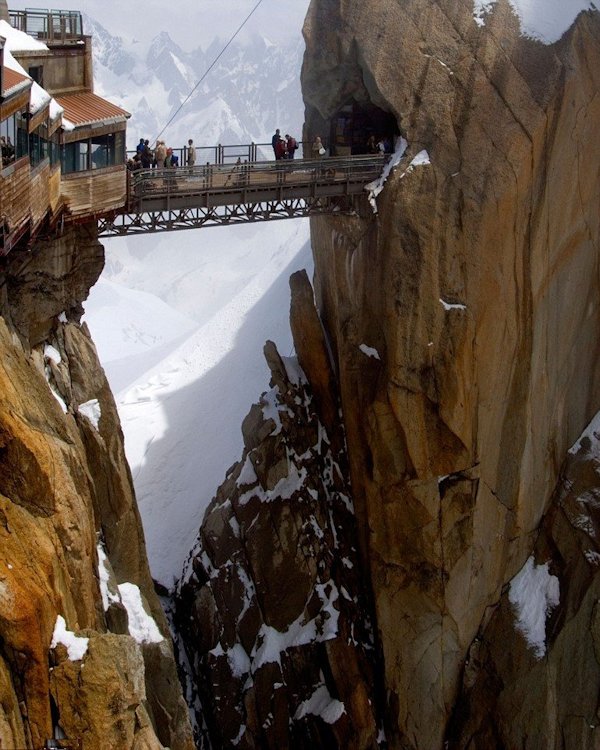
[83, 13, 306, 150]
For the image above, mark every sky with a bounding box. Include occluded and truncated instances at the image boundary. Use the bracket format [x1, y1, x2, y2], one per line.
[9, 0, 312, 51]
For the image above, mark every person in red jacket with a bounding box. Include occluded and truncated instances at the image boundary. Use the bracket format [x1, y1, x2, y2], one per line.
[274, 137, 287, 160]
[285, 134, 298, 159]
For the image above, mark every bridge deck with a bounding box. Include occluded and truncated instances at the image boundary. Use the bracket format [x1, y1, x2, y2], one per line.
[97, 155, 386, 236]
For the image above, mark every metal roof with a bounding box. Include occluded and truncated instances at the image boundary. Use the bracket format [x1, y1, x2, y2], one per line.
[2, 66, 30, 98]
[55, 91, 130, 128]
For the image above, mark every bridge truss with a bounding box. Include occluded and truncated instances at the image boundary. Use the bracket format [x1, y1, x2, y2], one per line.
[97, 196, 358, 237]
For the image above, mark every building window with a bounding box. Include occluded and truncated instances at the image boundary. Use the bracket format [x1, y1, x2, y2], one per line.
[49, 131, 60, 166]
[91, 133, 114, 169]
[29, 122, 49, 168]
[28, 65, 43, 87]
[16, 113, 29, 159]
[62, 140, 88, 173]
[0, 113, 17, 167]
[61, 132, 126, 174]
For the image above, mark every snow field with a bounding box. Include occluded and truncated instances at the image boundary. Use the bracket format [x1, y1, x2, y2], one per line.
[85, 221, 312, 585]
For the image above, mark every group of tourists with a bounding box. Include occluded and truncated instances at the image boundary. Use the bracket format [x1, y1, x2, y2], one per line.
[271, 129, 301, 160]
[126, 129, 340, 173]
[127, 137, 184, 172]
[366, 134, 393, 154]
[1, 136, 15, 168]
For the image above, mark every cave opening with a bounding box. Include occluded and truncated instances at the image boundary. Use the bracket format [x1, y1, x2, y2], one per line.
[328, 101, 399, 156]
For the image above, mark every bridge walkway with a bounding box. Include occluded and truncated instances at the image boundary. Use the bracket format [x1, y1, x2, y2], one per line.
[97, 155, 387, 237]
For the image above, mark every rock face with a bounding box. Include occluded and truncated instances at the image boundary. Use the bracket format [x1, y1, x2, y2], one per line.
[448, 417, 600, 749]
[175, 271, 383, 749]
[0, 227, 193, 749]
[299, 0, 600, 747]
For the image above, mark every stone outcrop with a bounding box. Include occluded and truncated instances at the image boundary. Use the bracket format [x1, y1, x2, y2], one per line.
[175, 272, 383, 749]
[448, 416, 600, 749]
[0, 226, 193, 749]
[300, 1, 600, 747]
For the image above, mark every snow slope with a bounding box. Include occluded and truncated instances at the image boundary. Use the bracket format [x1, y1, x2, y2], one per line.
[85, 221, 312, 585]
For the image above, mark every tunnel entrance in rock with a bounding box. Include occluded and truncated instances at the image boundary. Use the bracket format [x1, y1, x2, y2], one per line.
[328, 101, 398, 156]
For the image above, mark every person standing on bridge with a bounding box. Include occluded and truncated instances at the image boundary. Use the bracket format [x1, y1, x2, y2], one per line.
[186, 139, 196, 168]
[312, 136, 325, 159]
[155, 141, 167, 168]
[271, 128, 281, 159]
[274, 137, 287, 160]
[285, 134, 298, 159]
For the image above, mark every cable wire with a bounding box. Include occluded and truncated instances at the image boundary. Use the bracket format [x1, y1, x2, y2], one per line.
[153, 0, 264, 143]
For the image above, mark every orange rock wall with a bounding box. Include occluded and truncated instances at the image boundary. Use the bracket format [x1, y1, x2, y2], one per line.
[303, 2, 600, 746]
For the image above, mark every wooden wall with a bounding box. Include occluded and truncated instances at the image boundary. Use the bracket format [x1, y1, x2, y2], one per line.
[29, 161, 51, 231]
[0, 157, 32, 239]
[60, 165, 127, 218]
[13, 46, 90, 96]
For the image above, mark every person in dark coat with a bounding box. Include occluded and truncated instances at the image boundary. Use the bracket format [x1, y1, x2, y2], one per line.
[271, 128, 281, 159]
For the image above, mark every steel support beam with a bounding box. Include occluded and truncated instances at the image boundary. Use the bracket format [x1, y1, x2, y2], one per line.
[97, 196, 359, 237]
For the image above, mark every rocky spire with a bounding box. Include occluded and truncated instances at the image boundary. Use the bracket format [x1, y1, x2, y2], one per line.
[0, 1, 8, 24]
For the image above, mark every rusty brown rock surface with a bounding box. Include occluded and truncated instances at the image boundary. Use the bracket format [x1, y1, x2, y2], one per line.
[0, 226, 193, 749]
[302, 1, 600, 748]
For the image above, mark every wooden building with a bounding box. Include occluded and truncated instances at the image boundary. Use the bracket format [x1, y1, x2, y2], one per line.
[0, 6, 129, 255]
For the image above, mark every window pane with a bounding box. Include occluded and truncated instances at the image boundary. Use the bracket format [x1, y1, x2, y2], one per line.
[16, 114, 28, 159]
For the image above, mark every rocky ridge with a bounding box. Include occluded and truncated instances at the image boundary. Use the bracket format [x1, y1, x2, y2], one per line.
[0, 226, 193, 749]
[175, 271, 383, 749]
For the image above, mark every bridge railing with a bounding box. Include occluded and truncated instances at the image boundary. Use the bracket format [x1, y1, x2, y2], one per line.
[127, 140, 329, 168]
[127, 154, 388, 207]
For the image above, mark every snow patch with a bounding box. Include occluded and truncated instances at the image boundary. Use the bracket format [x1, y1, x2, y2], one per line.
[439, 298, 467, 311]
[50, 615, 89, 661]
[44, 345, 62, 365]
[294, 684, 345, 724]
[252, 581, 340, 669]
[472, 0, 596, 43]
[398, 150, 432, 181]
[365, 137, 408, 213]
[359, 343, 381, 360]
[584, 550, 600, 567]
[237, 454, 258, 487]
[508, 556, 560, 658]
[281, 355, 307, 386]
[117, 582, 164, 644]
[96, 543, 120, 611]
[79, 399, 102, 430]
[0, 20, 48, 52]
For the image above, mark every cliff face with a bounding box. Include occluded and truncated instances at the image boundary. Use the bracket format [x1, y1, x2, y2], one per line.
[301, 0, 600, 747]
[0, 228, 193, 749]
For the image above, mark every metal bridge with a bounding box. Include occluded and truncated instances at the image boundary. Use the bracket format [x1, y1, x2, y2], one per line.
[97, 154, 387, 237]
